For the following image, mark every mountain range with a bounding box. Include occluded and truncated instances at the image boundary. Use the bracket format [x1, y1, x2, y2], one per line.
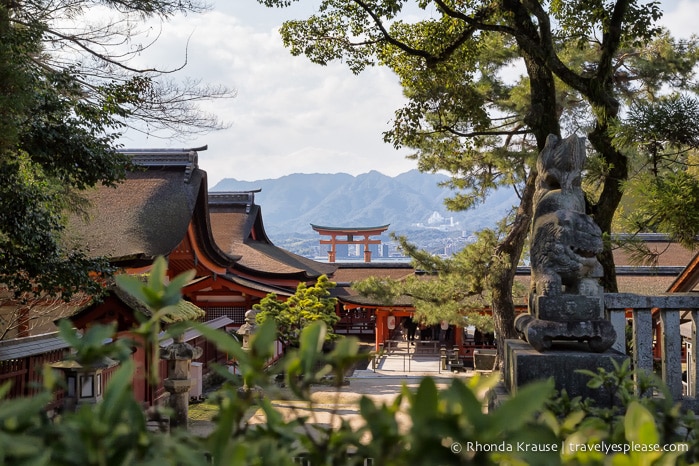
[211, 170, 519, 243]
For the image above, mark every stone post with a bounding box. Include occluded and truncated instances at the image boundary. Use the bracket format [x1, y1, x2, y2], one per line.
[160, 333, 203, 430]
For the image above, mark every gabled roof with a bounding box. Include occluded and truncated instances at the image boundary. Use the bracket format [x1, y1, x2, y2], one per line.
[66, 147, 237, 269]
[208, 192, 336, 281]
[667, 251, 699, 293]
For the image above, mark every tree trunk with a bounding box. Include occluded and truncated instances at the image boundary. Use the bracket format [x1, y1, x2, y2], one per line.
[487, 49, 560, 367]
[588, 122, 628, 293]
[490, 171, 536, 365]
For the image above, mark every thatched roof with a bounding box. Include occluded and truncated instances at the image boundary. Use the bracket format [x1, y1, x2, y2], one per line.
[64, 148, 239, 272]
[66, 153, 204, 264]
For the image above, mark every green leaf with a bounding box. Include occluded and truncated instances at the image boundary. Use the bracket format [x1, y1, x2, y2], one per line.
[147, 256, 167, 294]
[488, 379, 554, 435]
[410, 378, 438, 425]
[189, 321, 248, 362]
[445, 378, 486, 429]
[560, 410, 587, 432]
[162, 269, 196, 307]
[0, 393, 52, 422]
[98, 359, 136, 424]
[299, 321, 326, 374]
[624, 401, 658, 445]
[251, 319, 278, 360]
[115, 274, 149, 304]
[539, 410, 560, 436]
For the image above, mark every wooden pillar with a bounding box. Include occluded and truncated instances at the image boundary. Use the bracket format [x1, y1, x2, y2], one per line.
[455, 324, 463, 356]
[375, 309, 386, 351]
[328, 233, 337, 263]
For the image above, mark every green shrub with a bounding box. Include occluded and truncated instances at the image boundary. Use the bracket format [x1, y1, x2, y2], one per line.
[1, 259, 697, 465]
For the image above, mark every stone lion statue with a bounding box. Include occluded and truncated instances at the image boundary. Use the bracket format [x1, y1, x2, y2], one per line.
[530, 209, 603, 297]
[516, 134, 615, 353]
[530, 134, 603, 297]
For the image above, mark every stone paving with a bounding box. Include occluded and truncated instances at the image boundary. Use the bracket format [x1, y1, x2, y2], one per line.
[188, 347, 477, 436]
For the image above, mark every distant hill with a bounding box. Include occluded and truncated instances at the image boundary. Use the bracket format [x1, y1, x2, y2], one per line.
[211, 170, 519, 240]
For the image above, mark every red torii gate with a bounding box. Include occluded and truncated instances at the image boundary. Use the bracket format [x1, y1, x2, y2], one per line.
[311, 224, 389, 263]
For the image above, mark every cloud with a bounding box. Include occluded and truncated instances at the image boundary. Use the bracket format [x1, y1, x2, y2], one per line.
[118, 6, 415, 184]
[118, 0, 698, 184]
[660, 0, 699, 38]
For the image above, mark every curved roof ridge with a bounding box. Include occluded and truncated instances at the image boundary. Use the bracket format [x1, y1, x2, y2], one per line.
[311, 224, 390, 232]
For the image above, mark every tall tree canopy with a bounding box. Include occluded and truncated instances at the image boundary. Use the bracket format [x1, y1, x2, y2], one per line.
[0, 0, 234, 298]
[259, 0, 699, 347]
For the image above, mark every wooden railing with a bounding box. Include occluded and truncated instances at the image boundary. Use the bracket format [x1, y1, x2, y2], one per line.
[605, 293, 699, 410]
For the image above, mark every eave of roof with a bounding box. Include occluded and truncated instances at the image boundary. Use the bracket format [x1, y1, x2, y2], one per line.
[0, 332, 69, 361]
[311, 224, 390, 234]
[332, 285, 413, 307]
[667, 251, 699, 293]
[221, 274, 294, 297]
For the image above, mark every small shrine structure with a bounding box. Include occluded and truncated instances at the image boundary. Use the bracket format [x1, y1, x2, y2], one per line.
[311, 224, 389, 263]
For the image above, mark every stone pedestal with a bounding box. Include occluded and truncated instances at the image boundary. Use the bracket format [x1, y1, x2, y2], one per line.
[504, 339, 628, 407]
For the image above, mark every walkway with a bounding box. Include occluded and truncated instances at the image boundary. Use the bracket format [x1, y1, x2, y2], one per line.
[352, 339, 475, 379]
[188, 343, 476, 436]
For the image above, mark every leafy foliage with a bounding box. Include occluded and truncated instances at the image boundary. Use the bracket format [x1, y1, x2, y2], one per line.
[613, 94, 699, 250]
[254, 274, 340, 348]
[115, 256, 196, 384]
[261, 0, 699, 338]
[2, 259, 699, 465]
[0, 0, 233, 299]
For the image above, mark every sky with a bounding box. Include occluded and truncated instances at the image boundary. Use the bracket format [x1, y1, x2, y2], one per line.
[117, 0, 699, 185]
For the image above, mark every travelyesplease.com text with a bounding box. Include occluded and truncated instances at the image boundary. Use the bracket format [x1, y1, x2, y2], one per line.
[450, 441, 689, 455]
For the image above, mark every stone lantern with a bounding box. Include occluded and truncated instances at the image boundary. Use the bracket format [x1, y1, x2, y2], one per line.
[237, 309, 258, 350]
[51, 356, 118, 412]
[160, 333, 203, 430]
[235, 309, 259, 398]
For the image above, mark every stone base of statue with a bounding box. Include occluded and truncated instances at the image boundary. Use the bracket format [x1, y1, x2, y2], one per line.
[515, 313, 616, 353]
[503, 339, 627, 407]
